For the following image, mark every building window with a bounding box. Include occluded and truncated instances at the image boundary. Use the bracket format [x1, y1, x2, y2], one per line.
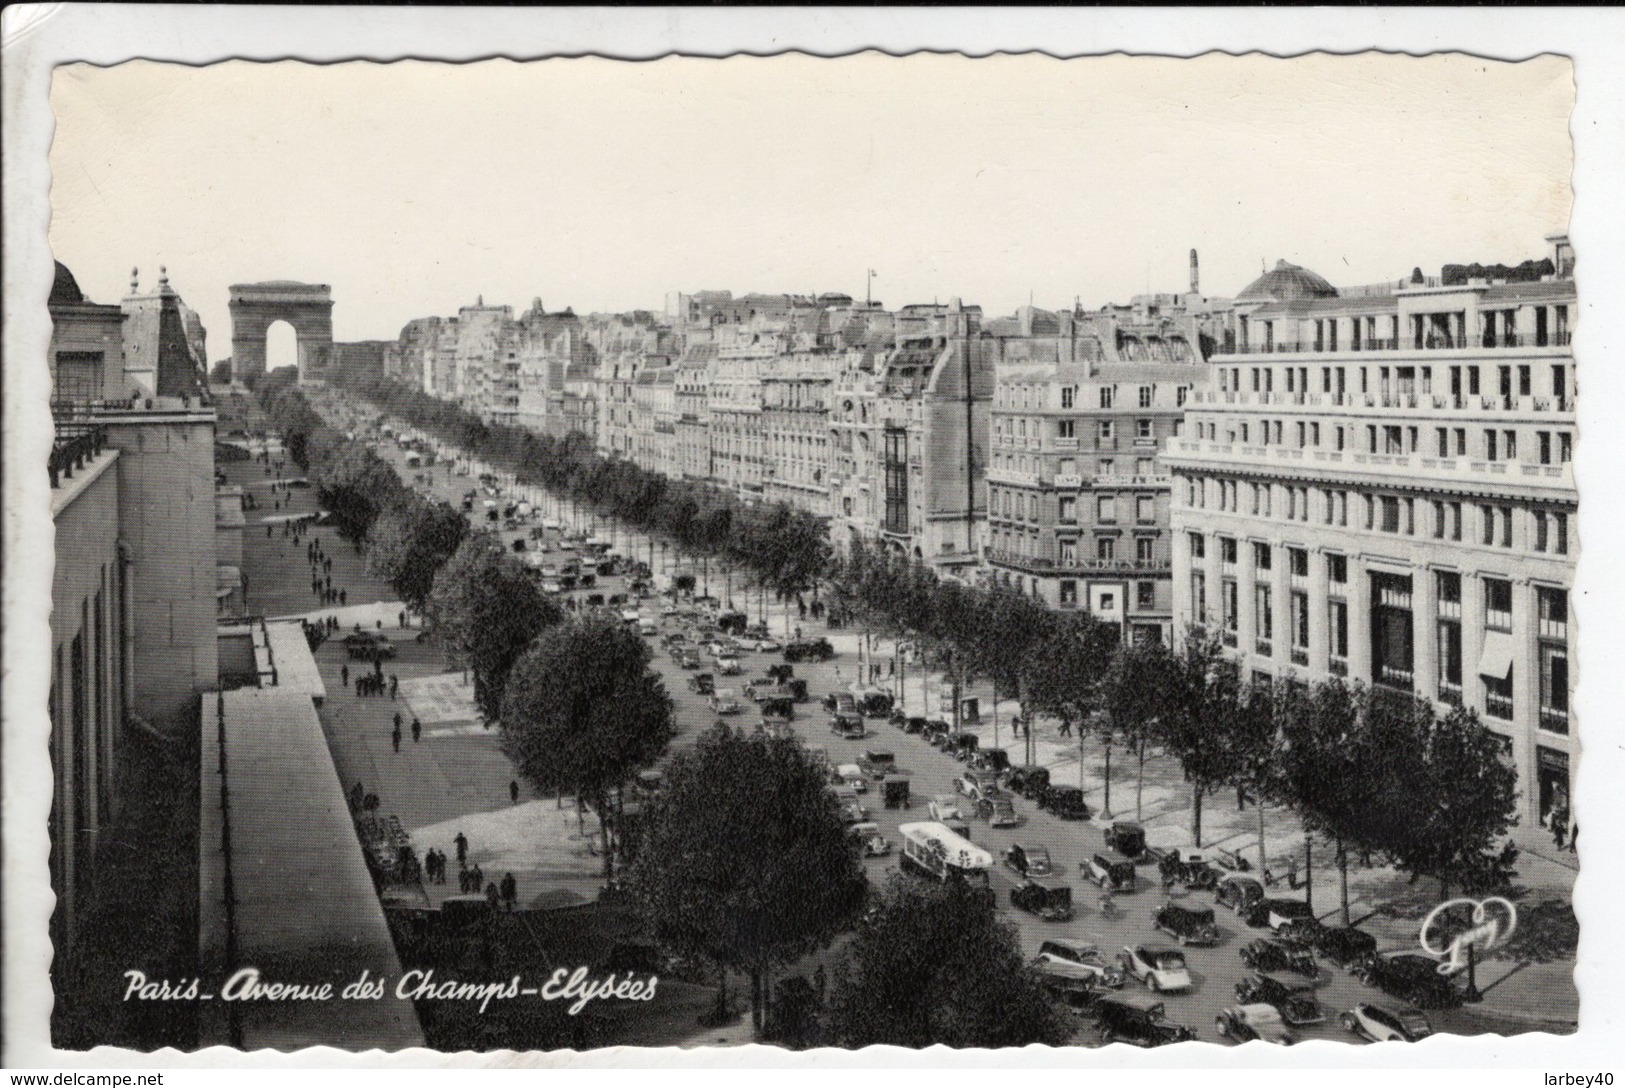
[1137, 581, 1155, 609]
[1137, 419, 1153, 439]
[1253, 542, 1271, 571]
[1221, 537, 1237, 566]
[1484, 577, 1513, 632]
[1191, 571, 1208, 624]
[1176, 387, 1188, 407]
[1057, 419, 1075, 439]
[1060, 386, 1076, 409]
[1136, 537, 1155, 563]
[1480, 504, 1495, 547]
[1329, 598, 1349, 664]
[1058, 496, 1077, 523]
[1327, 553, 1347, 586]
[1437, 618, 1463, 704]
[1554, 512, 1568, 555]
[1099, 420, 1115, 441]
[1059, 538, 1077, 565]
[1256, 583, 1273, 642]
[1222, 579, 1239, 634]
[1289, 547, 1308, 578]
[1539, 641, 1569, 734]
[1097, 496, 1116, 523]
[1371, 572, 1415, 691]
[1537, 586, 1567, 639]
[1189, 532, 1205, 559]
[1290, 590, 1309, 656]
[1099, 387, 1115, 409]
[1499, 506, 1513, 548]
[1136, 495, 1154, 523]
[1139, 386, 1153, 408]
[1059, 579, 1078, 608]
[1379, 496, 1400, 533]
[1559, 433, 1572, 462]
[1097, 537, 1116, 561]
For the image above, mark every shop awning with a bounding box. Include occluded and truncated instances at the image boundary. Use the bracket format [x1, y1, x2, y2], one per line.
[1477, 630, 1514, 679]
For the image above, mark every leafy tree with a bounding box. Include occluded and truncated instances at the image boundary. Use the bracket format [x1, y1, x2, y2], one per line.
[500, 614, 673, 877]
[1156, 630, 1248, 845]
[1100, 639, 1177, 820]
[209, 360, 233, 384]
[366, 497, 469, 612]
[825, 873, 1072, 1048]
[428, 535, 560, 722]
[628, 724, 867, 1035]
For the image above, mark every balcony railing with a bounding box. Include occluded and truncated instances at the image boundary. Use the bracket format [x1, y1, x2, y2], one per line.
[1221, 333, 1571, 357]
[1328, 657, 1348, 677]
[1540, 707, 1570, 735]
[1291, 647, 1309, 666]
[1255, 638, 1273, 656]
[1095, 472, 1170, 488]
[984, 549, 1172, 575]
[1052, 437, 1080, 450]
[49, 424, 108, 489]
[1053, 474, 1083, 488]
[1439, 682, 1463, 706]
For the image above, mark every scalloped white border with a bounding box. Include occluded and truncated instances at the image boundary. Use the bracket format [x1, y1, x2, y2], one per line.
[4, 5, 1622, 1075]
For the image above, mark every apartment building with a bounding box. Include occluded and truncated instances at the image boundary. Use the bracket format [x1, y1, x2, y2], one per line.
[675, 337, 717, 480]
[1166, 234, 1577, 830]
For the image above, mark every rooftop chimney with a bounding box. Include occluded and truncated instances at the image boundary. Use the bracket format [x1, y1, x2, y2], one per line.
[1189, 249, 1200, 295]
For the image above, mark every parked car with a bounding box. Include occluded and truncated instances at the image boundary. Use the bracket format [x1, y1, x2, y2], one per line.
[1032, 959, 1108, 1016]
[714, 653, 742, 676]
[687, 672, 715, 695]
[1004, 764, 1049, 800]
[1084, 854, 1138, 892]
[1235, 971, 1325, 1025]
[846, 822, 891, 857]
[1309, 925, 1379, 969]
[1093, 994, 1197, 1047]
[836, 764, 868, 793]
[1214, 1003, 1294, 1045]
[1214, 873, 1267, 915]
[837, 799, 869, 825]
[783, 638, 835, 663]
[1340, 1002, 1434, 1043]
[969, 748, 1012, 776]
[1034, 939, 1125, 989]
[1240, 937, 1322, 980]
[1242, 898, 1316, 933]
[823, 691, 859, 716]
[752, 636, 782, 653]
[709, 689, 743, 715]
[1002, 843, 1052, 878]
[1010, 880, 1074, 922]
[854, 688, 894, 718]
[760, 696, 796, 726]
[1148, 845, 1221, 890]
[1039, 784, 1091, 820]
[1353, 953, 1462, 1010]
[343, 631, 396, 660]
[899, 715, 929, 734]
[744, 677, 778, 702]
[1118, 945, 1193, 993]
[956, 769, 1001, 801]
[927, 795, 964, 823]
[881, 776, 910, 810]
[857, 750, 897, 780]
[977, 794, 1020, 827]
[677, 651, 702, 670]
[1103, 821, 1147, 859]
[1152, 901, 1221, 946]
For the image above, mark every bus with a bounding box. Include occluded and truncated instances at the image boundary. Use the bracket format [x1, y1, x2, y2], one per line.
[898, 822, 992, 884]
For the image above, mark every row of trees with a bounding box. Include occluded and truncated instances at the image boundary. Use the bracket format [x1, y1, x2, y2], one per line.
[328, 374, 1524, 914]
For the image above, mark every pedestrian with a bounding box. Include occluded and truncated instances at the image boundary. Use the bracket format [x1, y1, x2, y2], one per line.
[412, 718, 421, 743]
[377, 618, 383, 631]
[485, 882, 500, 910]
[394, 711, 403, 732]
[501, 872, 517, 910]
[340, 589, 347, 605]
[355, 678, 364, 697]
[267, 524, 273, 538]
[1569, 823, 1579, 853]
[341, 664, 349, 688]
[1551, 804, 1569, 850]
[1058, 718, 1071, 738]
[392, 727, 401, 753]
[455, 831, 468, 865]
[471, 863, 483, 891]
[1286, 855, 1299, 891]
[325, 575, 332, 591]
[459, 867, 470, 894]
[399, 609, 407, 628]
[390, 675, 399, 699]
[510, 779, 520, 805]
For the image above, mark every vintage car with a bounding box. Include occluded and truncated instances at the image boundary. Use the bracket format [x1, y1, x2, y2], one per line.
[1214, 873, 1267, 914]
[1010, 880, 1074, 922]
[1002, 843, 1052, 878]
[837, 798, 869, 826]
[927, 795, 965, 823]
[343, 631, 396, 660]
[744, 676, 778, 702]
[677, 650, 704, 670]
[956, 769, 1001, 801]
[1340, 1002, 1434, 1043]
[714, 653, 743, 676]
[846, 822, 891, 857]
[823, 691, 859, 716]
[752, 636, 782, 653]
[946, 734, 981, 762]
[783, 638, 836, 663]
[968, 748, 1012, 776]
[830, 712, 866, 740]
[1240, 937, 1322, 979]
[1034, 939, 1126, 989]
[1235, 971, 1326, 1025]
[1039, 784, 1091, 820]
[1004, 764, 1050, 800]
[1147, 845, 1222, 890]
[687, 672, 715, 695]
[1242, 897, 1316, 933]
[977, 794, 1021, 828]
[765, 663, 796, 684]
[925, 721, 956, 750]
[1032, 959, 1107, 1016]
[858, 750, 897, 780]
[899, 715, 930, 734]
[1353, 953, 1462, 1010]
[835, 764, 868, 793]
[1152, 902, 1221, 946]
[1093, 994, 1197, 1047]
[882, 776, 911, 810]
[1084, 854, 1139, 892]
[1103, 821, 1147, 859]
[1309, 925, 1379, 968]
[709, 689, 743, 715]
[854, 688, 894, 718]
[1214, 1003, 1294, 1045]
[1118, 945, 1193, 993]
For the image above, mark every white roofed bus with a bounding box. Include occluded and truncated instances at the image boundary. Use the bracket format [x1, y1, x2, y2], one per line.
[898, 821, 993, 884]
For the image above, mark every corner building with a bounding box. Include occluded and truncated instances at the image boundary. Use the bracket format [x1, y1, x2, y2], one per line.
[1166, 236, 1577, 831]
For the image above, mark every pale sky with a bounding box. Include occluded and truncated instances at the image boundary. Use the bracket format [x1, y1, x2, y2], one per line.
[48, 52, 1573, 359]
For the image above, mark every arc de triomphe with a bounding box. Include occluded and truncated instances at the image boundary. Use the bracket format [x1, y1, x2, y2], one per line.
[228, 280, 334, 380]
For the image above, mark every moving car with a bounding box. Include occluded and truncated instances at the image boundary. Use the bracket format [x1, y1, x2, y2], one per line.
[709, 689, 743, 715]
[714, 653, 742, 676]
[1118, 946, 1193, 993]
[824, 692, 859, 715]
[968, 748, 1011, 775]
[976, 794, 1020, 827]
[857, 750, 897, 780]
[1214, 1004, 1293, 1045]
[1039, 784, 1091, 820]
[1152, 902, 1221, 946]
[1032, 959, 1107, 1016]
[836, 764, 868, 793]
[1034, 939, 1126, 989]
[1010, 880, 1074, 922]
[837, 799, 869, 825]
[1242, 898, 1316, 933]
[1002, 843, 1052, 878]
[1093, 994, 1197, 1047]
[1310, 925, 1379, 968]
[1084, 854, 1138, 892]
[1353, 953, 1462, 1010]
[927, 795, 965, 823]
[759, 696, 796, 726]
[846, 822, 891, 857]
[1103, 821, 1147, 859]
[1340, 1002, 1434, 1043]
[783, 638, 835, 663]
[687, 673, 715, 695]
[1214, 873, 1267, 915]
[1148, 845, 1221, 890]
[1004, 764, 1049, 800]
[881, 776, 911, 810]
[1234, 971, 1326, 1025]
[343, 631, 397, 660]
[830, 712, 866, 740]
[1239, 937, 1322, 980]
[956, 769, 1000, 802]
